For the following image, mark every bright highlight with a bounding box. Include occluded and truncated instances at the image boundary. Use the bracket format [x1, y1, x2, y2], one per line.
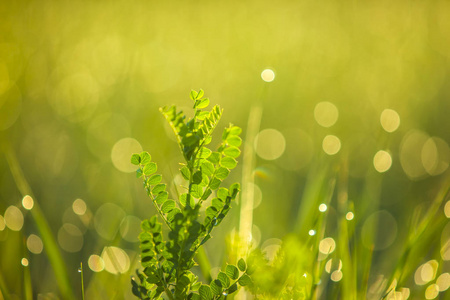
[346, 212, 354, 220]
[380, 109, 400, 133]
[22, 195, 34, 210]
[322, 135, 341, 155]
[72, 199, 87, 216]
[261, 69, 275, 82]
[373, 150, 392, 173]
[314, 102, 339, 128]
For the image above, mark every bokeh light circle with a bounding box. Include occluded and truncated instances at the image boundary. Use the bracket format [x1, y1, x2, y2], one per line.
[111, 138, 143, 172]
[331, 270, 343, 282]
[57, 223, 83, 253]
[120, 215, 142, 243]
[0, 215, 5, 231]
[261, 69, 275, 82]
[254, 129, 286, 160]
[94, 203, 126, 240]
[400, 130, 429, 180]
[101, 246, 130, 274]
[436, 273, 450, 292]
[88, 254, 105, 272]
[22, 195, 34, 210]
[319, 237, 336, 255]
[322, 135, 341, 155]
[361, 210, 397, 250]
[27, 234, 44, 254]
[4, 206, 24, 231]
[441, 223, 450, 261]
[422, 137, 450, 176]
[314, 102, 339, 128]
[346, 212, 354, 220]
[425, 284, 439, 299]
[380, 109, 400, 133]
[72, 199, 87, 216]
[373, 150, 392, 173]
[445, 201, 450, 218]
[21, 258, 29, 267]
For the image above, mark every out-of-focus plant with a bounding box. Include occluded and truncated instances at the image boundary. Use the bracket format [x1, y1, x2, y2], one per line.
[130, 90, 253, 299]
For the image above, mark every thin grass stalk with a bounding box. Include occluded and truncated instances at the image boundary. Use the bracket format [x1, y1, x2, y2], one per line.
[238, 104, 263, 257]
[79, 262, 85, 300]
[309, 177, 336, 299]
[23, 238, 32, 300]
[295, 161, 329, 234]
[337, 156, 357, 300]
[2, 141, 75, 300]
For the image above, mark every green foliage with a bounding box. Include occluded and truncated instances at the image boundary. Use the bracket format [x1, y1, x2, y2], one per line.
[131, 90, 252, 299]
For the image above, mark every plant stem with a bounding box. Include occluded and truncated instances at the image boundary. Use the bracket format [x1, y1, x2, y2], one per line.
[80, 262, 85, 300]
[141, 168, 173, 230]
[238, 105, 263, 257]
[23, 240, 32, 300]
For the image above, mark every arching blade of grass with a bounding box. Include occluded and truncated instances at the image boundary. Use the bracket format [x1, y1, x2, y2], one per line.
[3, 141, 75, 300]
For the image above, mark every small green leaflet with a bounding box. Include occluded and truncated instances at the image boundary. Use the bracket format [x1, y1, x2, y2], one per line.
[199, 285, 212, 300]
[131, 153, 140, 165]
[161, 200, 176, 213]
[220, 157, 237, 169]
[238, 274, 252, 286]
[215, 167, 229, 180]
[180, 166, 190, 180]
[140, 151, 152, 164]
[229, 126, 242, 136]
[217, 272, 230, 288]
[147, 174, 162, 185]
[194, 98, 210, 109]
[237, 258, 246, 272]
[225, 265, 239, 280]
[223, 146, 241, 158]
[144, 162, 157, 176]
[226, 136, 242, 147]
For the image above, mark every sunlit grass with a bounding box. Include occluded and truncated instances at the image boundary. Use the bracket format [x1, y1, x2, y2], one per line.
[0, 0, 449, 298]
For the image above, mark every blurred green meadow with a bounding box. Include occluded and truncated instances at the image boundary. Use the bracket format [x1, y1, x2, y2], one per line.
[1, 0, 450, 299]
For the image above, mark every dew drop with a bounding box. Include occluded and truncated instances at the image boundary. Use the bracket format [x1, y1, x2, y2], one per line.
[222, 291, 228, 296]
[78, 267, 82, 273]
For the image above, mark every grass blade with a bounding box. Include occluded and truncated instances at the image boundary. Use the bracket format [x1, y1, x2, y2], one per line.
[79, 262, 85, 300]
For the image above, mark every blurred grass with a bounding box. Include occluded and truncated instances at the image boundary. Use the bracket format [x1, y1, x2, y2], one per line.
[3, 141, 75, 300]
[0, 0, 449, 299]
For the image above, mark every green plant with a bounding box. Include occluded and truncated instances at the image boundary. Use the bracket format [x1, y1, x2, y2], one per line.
[130, 90, 253, 299]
